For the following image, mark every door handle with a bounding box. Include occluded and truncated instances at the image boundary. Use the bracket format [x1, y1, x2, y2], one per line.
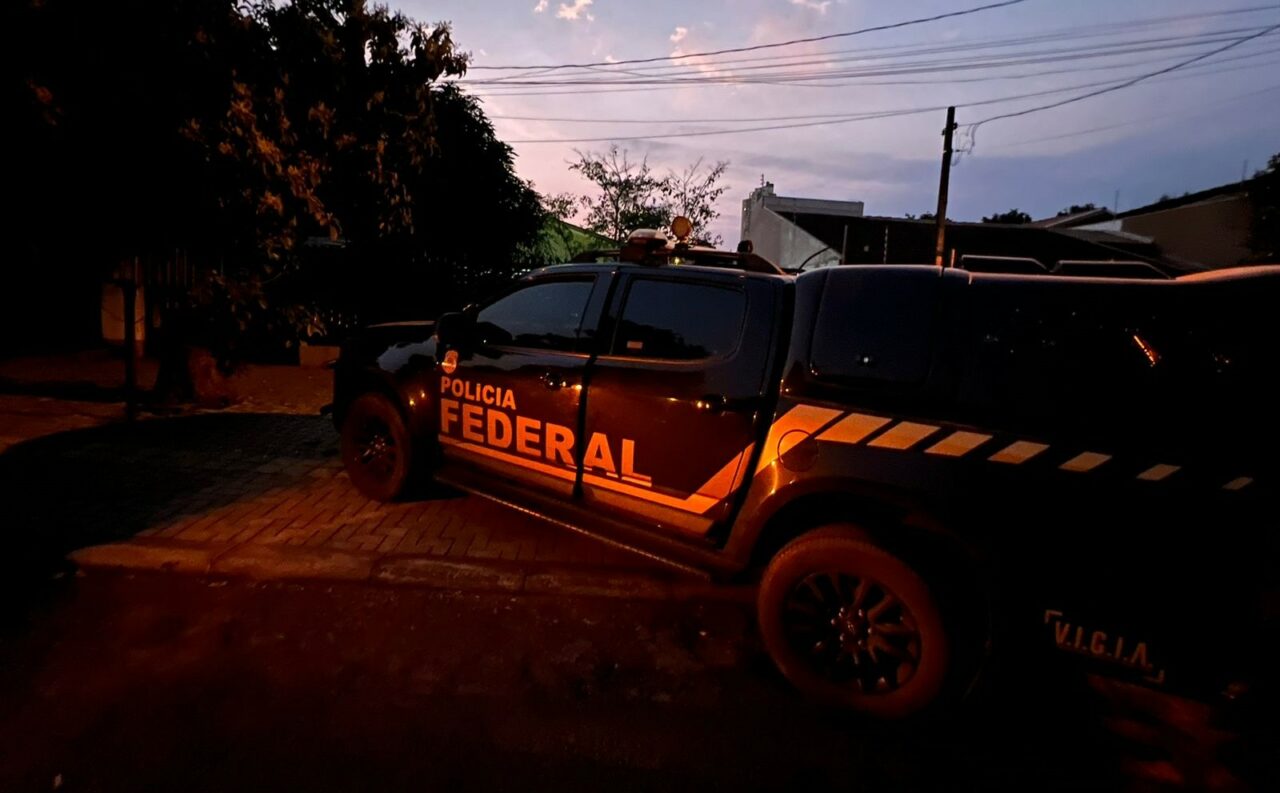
[696, 394, 727, 412]
[696, 394, 757, 414]
[540, 371, 567, 390]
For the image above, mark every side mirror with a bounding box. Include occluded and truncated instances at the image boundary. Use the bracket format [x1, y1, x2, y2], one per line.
[434, 311, 473, 349]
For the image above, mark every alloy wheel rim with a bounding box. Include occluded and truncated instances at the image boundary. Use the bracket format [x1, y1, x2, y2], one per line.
[782, 571, 923, 694]
[354, 418, 398, 480]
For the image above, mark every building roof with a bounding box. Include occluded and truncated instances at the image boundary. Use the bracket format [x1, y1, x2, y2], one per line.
[1029, 207, 1114, 228]
[1115, 180, 1250, 219]
[1058, 228, 1154, 246]
[781, 212, 1199, 274]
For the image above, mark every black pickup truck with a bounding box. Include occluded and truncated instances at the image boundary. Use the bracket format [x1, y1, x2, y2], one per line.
[331, 231, 1278, 719]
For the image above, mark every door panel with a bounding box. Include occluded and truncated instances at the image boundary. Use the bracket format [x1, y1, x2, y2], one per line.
[437, 277, 598, 497]
[580, 274, 777, 536]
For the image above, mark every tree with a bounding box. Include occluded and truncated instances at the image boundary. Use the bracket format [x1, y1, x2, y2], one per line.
[666, 158, 730, 245]
[184, 1, 544, 314]
[905, 212, 936, 221]
[1057, 203, 1097, 216]
[981, 208, 1032, 224]
[570, 146, 671, 244]
[9, 0, 545, 400]
[531, 191, 595, 263]
[1250, 152, 1280, 262]
[568, 146, 730, 244]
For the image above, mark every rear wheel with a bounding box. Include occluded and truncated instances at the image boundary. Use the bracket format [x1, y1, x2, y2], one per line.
[340, 393, 418, 502]
[758, 525, 951, 718]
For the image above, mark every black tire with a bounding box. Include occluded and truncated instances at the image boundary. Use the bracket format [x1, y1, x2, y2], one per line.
[758, 524, 951, 719]
[340, 392, 418, 502]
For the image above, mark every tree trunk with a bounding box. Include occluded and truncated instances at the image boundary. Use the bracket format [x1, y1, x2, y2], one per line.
[153, 344, 235, 408]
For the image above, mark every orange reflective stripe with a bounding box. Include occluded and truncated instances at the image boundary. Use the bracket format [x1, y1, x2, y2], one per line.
[925, 430, 992, 457]
[816, 412, 891, 445]
[989, 440, 1049, 464]
[756, 405, 843, 472]
[696, 445, 752, 501]
[1137, 464, 1180, 481]
[440, 436, 575, 482]
[442, 436, 746, 515]
[1059, 451, 1111, 473]
[582, 471, 721, 514]
[867, 421, 940, 450]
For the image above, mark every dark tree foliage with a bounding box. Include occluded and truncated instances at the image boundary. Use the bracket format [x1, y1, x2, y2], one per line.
[5, 0, 545, 369]
[981, 208, 1032, 224]
[6, 0, 234, 258]
[1057, 203, 1098, 216]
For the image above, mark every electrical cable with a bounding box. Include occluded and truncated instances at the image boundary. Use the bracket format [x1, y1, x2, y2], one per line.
[464, 26, 1274, 87]
[965, 22, 1280, 135]
[469, 0, 1032, 70]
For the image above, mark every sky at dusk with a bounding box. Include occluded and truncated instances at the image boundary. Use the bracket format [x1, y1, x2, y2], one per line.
[398, 0, 1280, 243]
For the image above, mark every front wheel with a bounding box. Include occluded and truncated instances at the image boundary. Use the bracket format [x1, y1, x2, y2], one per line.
[758, 525, 951, 719]
[340, 392, 419, 502]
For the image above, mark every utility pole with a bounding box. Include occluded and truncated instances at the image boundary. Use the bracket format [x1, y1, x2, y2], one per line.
[934, 106, 957, 268]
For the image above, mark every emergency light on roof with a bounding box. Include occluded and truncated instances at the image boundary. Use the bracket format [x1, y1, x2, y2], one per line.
[671, 215, 693, 242]
[625, 228, 668, 246]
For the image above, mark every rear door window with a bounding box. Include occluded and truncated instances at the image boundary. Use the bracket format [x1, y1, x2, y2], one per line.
[809, 267, 940, 385]
[610, 279, 746, 361]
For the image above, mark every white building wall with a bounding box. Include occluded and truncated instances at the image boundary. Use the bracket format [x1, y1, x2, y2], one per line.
[739, 183, 861, 270]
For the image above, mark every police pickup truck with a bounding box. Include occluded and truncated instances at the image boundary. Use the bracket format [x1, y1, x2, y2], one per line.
[332, 224, 1278, 719]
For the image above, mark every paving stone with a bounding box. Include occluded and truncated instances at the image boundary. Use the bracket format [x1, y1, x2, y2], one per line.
[6, 405, 665, 589]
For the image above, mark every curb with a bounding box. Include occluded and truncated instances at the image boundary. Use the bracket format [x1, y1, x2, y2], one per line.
[69, 539, 757, 603]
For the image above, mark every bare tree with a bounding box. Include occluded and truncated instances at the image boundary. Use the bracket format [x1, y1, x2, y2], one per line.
[666, 157, 729, 245]
[570, 146, 670, 243]
[568, 146, 730, 244]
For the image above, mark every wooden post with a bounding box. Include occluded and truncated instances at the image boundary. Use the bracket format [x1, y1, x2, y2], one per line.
[121, 258, 138, 422]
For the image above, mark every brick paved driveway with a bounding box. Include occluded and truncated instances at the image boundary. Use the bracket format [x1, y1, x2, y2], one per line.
[0, 413, 668, 603]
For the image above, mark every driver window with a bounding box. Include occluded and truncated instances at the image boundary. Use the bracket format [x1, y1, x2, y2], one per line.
[474, 278, 596, 352]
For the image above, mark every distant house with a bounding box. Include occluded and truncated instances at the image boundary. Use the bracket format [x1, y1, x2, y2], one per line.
[740, 183, 864, 270]
[1076, 182, 1255, 269]
[739, 183, 1186, 275]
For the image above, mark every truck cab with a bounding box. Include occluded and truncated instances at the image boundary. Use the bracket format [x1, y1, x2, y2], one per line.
[332, 225, 1279, 719]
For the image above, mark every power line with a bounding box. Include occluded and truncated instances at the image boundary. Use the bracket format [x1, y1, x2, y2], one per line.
[506, 108, 940, 145]
[966, 21, 1280, 133]
[464, 29, 1279, 99]
[476, 4, 1280, 80]
[469, 34, 1273, 93]
[478, 43, 1280, 111]
[465, 26, 1274, 87]
[586, 4, 1280, 76]
[502, 73, 1178, 144]
[997, 83, 1280, 148]
[504, 33, 1280, 145]
[470, 3, 1280, 79]
[485, 51, 1280, 125]
[464, 43, 1280, 97]
[469, 0, 1032, 71]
